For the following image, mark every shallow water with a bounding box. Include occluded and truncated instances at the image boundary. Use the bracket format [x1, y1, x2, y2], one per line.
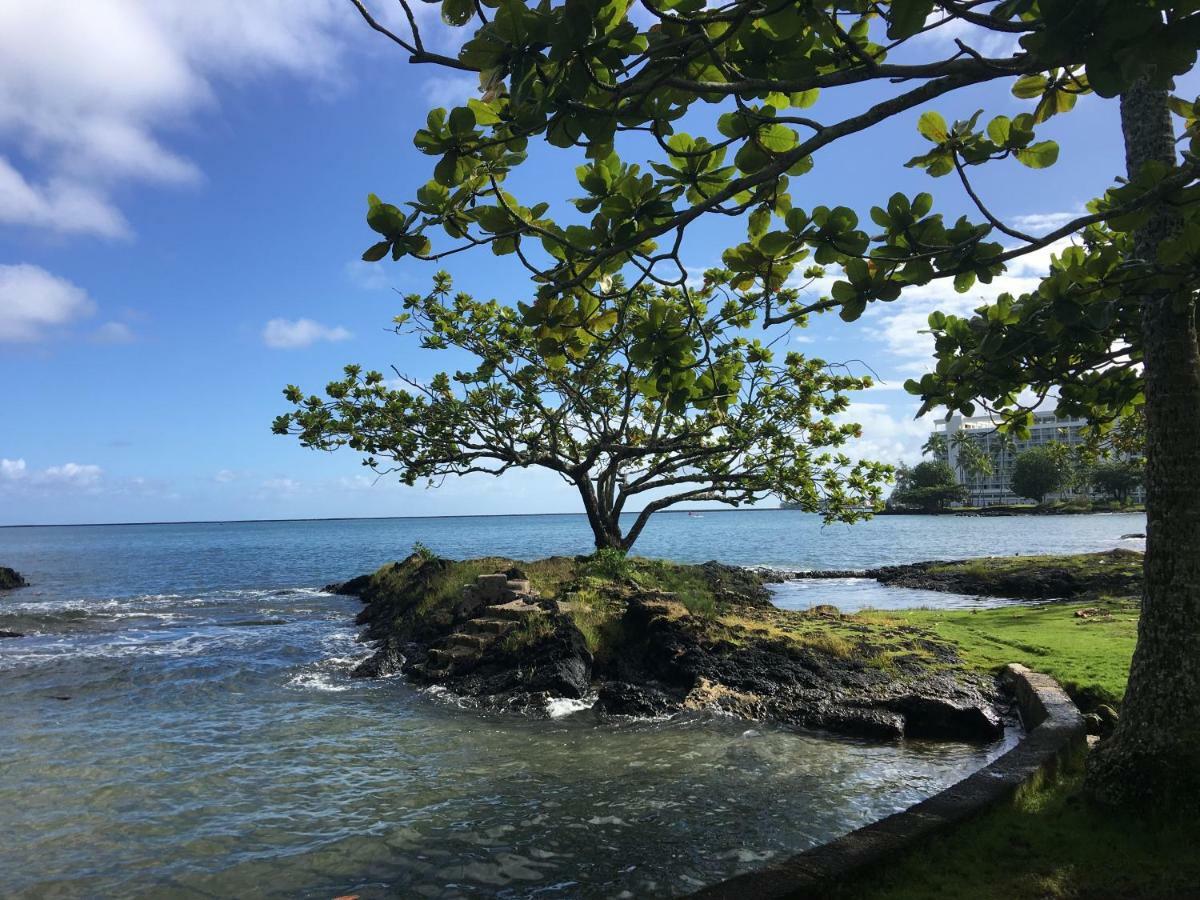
[0, 512, 1138, 897]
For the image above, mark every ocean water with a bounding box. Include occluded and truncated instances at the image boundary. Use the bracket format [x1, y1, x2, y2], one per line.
[0, 511, 1142, 898]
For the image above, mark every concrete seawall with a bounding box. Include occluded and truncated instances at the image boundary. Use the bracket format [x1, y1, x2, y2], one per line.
[690, 663, 1087, 900]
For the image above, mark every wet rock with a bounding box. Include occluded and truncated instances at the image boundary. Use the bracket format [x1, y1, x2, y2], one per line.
[597, 680, 681, 717]
[885, 691, 1004, 741]
[866, 550, 1141, 600]
[0, 630, 23, 638]
[698, 560, 776, 606]
[0, 566, 27, 591]
[322, 573, 372, 597]
[351, 638, 405, 678]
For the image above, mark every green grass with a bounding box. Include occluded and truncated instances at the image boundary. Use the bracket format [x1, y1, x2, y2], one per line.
[830, 760, 1198, 900]
[859, 600, 1138, 709]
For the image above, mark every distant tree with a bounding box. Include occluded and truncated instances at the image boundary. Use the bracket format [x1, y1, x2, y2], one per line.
[890, 460, 967, 513]
[951, 435, 993, 496]
[921, 433, 948, 462]
[1091, 459, 1145, 504]
[1010, 446, 1072, 505]
[274, 275, 888, 551]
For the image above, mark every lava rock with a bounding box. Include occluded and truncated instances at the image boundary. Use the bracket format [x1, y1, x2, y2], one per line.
[0, 567, 27, 591]
[322, 573, 372, 597]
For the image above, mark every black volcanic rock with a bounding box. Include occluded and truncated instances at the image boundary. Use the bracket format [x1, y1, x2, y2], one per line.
[0, 567, 27, 591]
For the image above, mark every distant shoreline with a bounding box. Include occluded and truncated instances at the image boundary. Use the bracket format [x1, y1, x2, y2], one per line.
[0, 506, 836, 530]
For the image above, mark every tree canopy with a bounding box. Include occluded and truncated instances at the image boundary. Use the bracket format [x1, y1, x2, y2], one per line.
[274, 274, 887, 550]
[889, 459, 966, 512]
[336, 0, 1200, 809]
[1010, 444, 1070, 503]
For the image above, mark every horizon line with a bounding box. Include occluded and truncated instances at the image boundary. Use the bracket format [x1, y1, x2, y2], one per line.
[0, 506, 792, 530]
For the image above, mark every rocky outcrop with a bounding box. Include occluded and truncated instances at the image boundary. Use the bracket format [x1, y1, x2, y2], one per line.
[595, 597, 1003, 741]
[787, 549, 1143, 601]
[346, 556, 1006, 742]
[867, 549, 1142, 600]
[0, 567, 27, 591]
[321, 573, 372, 596]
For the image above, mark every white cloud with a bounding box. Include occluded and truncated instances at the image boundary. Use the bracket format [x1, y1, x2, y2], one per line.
[857, 239, 1074, 376]
[0, 0, 354, 239]
[38, 462, 103, 487]
[0, 264, 96, 342]
[0, 158, 132, 238]
[837, 400, 941, 467]
[91, 321, 136, 344]
[262, 317, 352, 349]
[422, 73, 478, 109]
[0, 458, 105, 492]
[1, 458, 27, 479]
[345, 258, 392, 291]
[214, 469, 237, 483]
[1010, 209, 1086, 235]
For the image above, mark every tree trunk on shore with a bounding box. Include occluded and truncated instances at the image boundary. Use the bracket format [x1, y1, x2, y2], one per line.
[1085, 79, 1200, 811]
[578, 480, 625, 551]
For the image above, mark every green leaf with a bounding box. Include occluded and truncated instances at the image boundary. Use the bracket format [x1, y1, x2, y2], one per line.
[1012, 74, 1049, 99]
[917, 111, 948, 143]
[441, 0, 475, 26]
[362, 241, 391, 262]
[1014, 140, 1059, 169]
[449, 106, 477, 136]
[888, 0, 934, 40]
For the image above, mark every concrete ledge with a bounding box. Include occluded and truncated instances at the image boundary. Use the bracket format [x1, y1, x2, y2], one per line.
[689, 663, 1086, 900]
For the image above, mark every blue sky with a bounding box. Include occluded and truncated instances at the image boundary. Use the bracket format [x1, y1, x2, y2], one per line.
[0, 2, 1182, 525]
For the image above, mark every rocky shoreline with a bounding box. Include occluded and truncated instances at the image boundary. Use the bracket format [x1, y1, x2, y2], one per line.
[788, 549, 1142, 601]
[330, 554, 1008, 743]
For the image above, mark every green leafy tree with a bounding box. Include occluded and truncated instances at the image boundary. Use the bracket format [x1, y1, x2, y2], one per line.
[1091, 459, 1145, 504]
[1010, 445, 1071, 504]
[346, 0, 1200, 807]
[949, 431, 993, 499]
[890, 459, 967, 512]
[921, 432, 948, 462]
[274, 275, 887, 551]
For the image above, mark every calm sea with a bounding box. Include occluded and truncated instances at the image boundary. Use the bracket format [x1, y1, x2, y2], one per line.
[0, 511, 1143, 898]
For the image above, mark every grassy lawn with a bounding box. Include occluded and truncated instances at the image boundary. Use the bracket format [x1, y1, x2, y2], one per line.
[893, 599, 1139, 708]
[826, 556, 1200, 900]
[830, 764, 1200, 900]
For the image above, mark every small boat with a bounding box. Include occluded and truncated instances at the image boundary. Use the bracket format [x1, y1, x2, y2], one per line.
[687, 512, 704, 518]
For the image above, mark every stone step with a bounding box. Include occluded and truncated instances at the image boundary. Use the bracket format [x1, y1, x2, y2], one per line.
[462, 617, 515, 636]
[445, 632, 492, 651]
[425, 645, 481, 675]
[489, 600, 545, 621]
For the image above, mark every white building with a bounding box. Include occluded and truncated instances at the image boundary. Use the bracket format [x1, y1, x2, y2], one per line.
[939, 410, 1098, 507]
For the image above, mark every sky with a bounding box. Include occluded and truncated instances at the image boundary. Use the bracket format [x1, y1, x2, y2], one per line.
[0, 2, 1182, 525]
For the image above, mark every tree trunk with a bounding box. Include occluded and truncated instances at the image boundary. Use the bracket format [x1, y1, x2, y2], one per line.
[1085, 78, 1200, 811]
[577, 479, 625, 550]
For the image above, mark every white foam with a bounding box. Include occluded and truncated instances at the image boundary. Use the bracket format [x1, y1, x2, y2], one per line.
[546, 696, 596, 718]
[286, 671, 352, 692]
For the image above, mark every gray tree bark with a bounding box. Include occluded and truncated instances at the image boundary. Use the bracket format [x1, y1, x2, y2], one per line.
[1086, 78, 1200, 810]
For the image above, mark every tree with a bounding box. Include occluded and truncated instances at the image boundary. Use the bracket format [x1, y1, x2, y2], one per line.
[1091, 458, 1145, 504]
[921, 432, 948, 462]
[346, 0, 1200, 808]
[890, 460, 967, 512]
[274, 275, 887, 551]
[1009, 445, 1070, 504]
[948, 431, 993, 502]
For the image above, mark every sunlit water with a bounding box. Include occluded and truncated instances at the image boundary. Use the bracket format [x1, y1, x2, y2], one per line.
[0, 511, 1142, 897]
